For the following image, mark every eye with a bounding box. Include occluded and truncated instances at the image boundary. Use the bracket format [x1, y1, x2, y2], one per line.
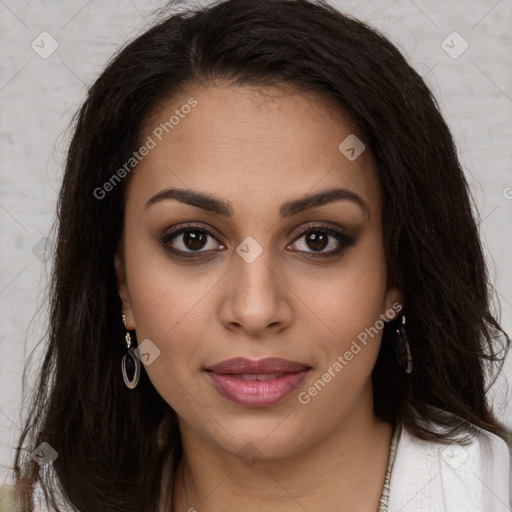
[287, 223, 355, 257]
[159, 222, 355, 259]
[158, 224, 225, 257]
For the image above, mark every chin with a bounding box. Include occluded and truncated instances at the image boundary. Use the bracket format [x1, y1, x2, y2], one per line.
[201, 413, 321, 462]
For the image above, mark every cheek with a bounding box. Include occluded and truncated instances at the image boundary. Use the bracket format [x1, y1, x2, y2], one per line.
[311, 233, 388, 349]
[122, 243, 216, 396]
[123, 224, 218, 337]
[126, 271, 210, 417]
[297, 244, 389, 414]
[298, 260, 389, 418]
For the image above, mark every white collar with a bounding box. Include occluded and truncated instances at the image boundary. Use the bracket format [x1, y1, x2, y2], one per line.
[388, 420, 511, 511]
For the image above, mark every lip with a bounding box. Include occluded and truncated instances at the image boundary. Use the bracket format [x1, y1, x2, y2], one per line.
[205, 357, 311, 407]
[206, 357, 309, 375]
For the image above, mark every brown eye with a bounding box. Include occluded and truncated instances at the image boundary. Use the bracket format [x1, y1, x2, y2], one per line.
[303, 231, 329, 252]
[159, 225, 225, 257]
[182, 230, 208, 251]
[288, 224, 355, 257]
[159, 222, 354, 260]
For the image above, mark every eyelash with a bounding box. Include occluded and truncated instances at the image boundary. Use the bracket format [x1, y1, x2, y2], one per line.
[158, 222, 355, 259]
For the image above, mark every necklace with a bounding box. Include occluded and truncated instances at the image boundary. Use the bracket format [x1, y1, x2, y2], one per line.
[377, 421, 401, 512]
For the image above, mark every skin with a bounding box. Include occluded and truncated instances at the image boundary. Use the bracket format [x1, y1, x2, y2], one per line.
[115, 83, 403, 512]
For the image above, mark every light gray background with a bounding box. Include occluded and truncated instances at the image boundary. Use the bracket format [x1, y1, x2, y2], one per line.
[1, 0, 511, 486]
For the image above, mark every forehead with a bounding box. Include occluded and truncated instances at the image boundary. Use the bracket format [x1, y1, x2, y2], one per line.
[127, 83, 380, 218]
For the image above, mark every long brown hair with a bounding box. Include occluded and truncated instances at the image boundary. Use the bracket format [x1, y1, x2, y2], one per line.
[13, 0, 510, 510]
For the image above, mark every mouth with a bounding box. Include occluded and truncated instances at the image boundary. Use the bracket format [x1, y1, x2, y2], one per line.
[204, 357, 311, 407]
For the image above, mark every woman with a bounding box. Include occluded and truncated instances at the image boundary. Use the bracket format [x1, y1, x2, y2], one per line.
[11, 0, 511, 510]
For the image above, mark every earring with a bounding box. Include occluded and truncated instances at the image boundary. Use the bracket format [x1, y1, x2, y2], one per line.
[121, 316, 141, 389]
[395, 314, 413, 374]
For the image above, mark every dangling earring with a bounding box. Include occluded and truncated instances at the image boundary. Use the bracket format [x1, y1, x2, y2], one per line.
[121, 314, 141, 389]
[395, 314, 413, 374]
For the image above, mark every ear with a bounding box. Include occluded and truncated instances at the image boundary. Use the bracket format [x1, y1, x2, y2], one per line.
[383, 280, 404, 322]
[114, 252, 136, 330]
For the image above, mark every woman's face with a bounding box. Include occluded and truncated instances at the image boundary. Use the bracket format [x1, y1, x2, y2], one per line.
[116, 83, 402, 460]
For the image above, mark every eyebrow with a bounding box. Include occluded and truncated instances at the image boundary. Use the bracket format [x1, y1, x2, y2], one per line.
[145, 187, 368, 218]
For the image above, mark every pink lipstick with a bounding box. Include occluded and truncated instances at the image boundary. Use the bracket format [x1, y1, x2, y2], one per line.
[205, 357, 310, 407]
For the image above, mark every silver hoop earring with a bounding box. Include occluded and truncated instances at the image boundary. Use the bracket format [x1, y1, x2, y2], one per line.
[122, 328, 141, 389]
[395, 314, 413, 374]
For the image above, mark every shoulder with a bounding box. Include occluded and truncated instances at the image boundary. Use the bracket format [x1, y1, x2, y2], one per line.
[0, 484, 18, 511]
[388, 412, 511, 512]
[0, 480, 65, 512]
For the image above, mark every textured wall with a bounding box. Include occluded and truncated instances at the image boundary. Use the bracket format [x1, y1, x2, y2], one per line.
[1, 0, 511, 486]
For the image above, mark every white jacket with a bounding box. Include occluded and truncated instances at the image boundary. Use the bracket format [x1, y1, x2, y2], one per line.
[388, 421, 511, 511]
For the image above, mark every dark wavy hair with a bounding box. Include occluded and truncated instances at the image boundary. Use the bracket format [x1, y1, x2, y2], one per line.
[13, 0, 510, 510]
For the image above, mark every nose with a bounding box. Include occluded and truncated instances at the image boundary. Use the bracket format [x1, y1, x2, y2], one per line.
[218, 244, 294, 338]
